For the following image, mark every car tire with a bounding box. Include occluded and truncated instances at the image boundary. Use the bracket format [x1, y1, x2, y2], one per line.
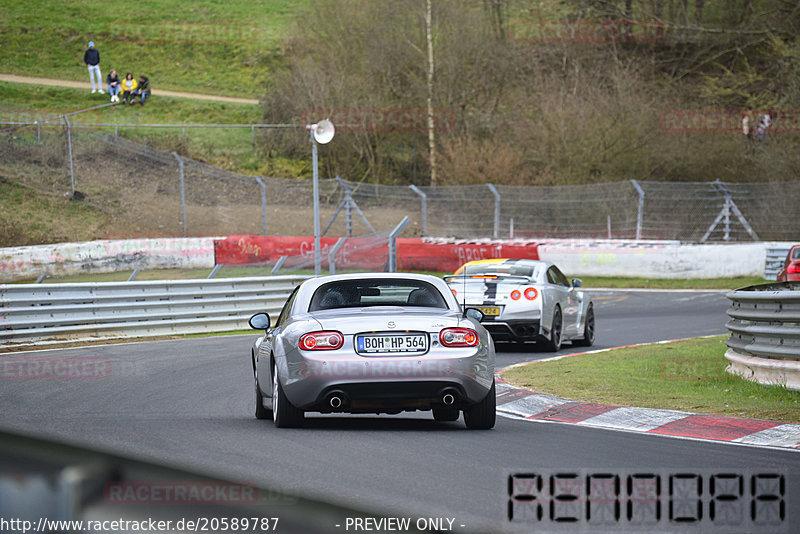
[463, 380, 496, 430]
[572, 304, 595, 347]
[254, 367, 270, 420]
[272, 363, 304, 428]
[432, 406, 460, 422]
[541, 306, 562, 352]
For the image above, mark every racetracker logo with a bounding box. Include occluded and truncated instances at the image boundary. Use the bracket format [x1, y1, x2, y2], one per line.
[104, 482, 258, 505]
[510, 19, 664, 43]
[659, 109, 799, 133]
[301, 108, 455, 133]
[1, 356, 112, 380]
[300, 359, 463, 380]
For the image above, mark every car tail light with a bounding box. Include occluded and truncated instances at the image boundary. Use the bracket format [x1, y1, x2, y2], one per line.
[510, 290, 521, 300]
[439, 328, 479, 347]
[788, 263, 800, 274]
[299, 331, 344, 351]
[524, 287, 538, 300]
[451, 289, 457, 297]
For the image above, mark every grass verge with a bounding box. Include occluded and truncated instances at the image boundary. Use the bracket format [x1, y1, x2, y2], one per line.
[501, 336, 800, 423]
[0, 0, 306, 98]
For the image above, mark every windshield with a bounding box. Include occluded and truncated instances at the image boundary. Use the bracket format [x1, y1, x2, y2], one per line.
[309, 279, 448, 311]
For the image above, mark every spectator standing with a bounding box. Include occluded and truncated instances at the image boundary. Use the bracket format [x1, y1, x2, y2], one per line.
[83, 41, 102, 93]
[757, 112, 772, 142]
[742, 112, 751, 139]
[132, 75, 150, 105]
[107, 70, 120, 102]
[120, 73, 138, 104]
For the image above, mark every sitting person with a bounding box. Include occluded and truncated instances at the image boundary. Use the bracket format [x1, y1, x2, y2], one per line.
[106, 69, 120, 103]
[120, 73, 138, 104]
[132, 75, 150, 105]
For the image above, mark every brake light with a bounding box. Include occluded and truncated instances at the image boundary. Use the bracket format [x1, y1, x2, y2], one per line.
[471, 275, 498, 279]
[788, 263, 800, 274]
[524, 287, 538, 300]
[451, 289, 457, 296]
[510, 290, 521, 300]
[299, 331, 344, 351]
[439, 328, 479, 347]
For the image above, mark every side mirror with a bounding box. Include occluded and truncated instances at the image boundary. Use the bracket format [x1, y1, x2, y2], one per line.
[464, 308, 485, 322]
[572, 278, 583, 288]
[248, 313, 271, 330]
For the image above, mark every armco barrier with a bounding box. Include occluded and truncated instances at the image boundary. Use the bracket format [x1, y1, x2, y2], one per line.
[725, 282, 800, 390]
[0, 276, 309, 346]
[214, 236, 540, 273]
[0, 238, 215, 283]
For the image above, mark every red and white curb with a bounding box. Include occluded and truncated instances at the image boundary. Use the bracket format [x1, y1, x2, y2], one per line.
[495, 342, 800, 451]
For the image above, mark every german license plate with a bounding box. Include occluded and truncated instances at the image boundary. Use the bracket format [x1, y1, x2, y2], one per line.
[475, 306, 500, 316]
[356, 333, 428, 354]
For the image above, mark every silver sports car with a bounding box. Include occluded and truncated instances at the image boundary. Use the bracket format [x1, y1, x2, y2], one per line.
[445, 259, 594, 351]
[248, 273, 496, 429]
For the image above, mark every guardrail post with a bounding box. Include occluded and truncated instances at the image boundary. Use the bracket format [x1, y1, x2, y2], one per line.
[630, 179, 644, 240]
[329, 237, 347, 275]
[171, 152, 187, 237]
[63, 116, 75, 197]
[388, 216, 411, 272]
[486, 183, 500, 240]
[255, 177, 268, 235]
[207, 264, 223, 279]
[127, 270, 140, 281]
[271, 255, 288, 275]
[409, 185, 427, 236]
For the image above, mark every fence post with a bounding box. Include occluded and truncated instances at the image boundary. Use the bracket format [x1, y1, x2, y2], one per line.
[388, 216, 411, 272]
[63, 116, 75, 197]
[630, 179, 645, 240]
[255, 176, 268, 235]
[329, 237, 347, 275]
[486, 183, 500, 239]
[171, 152, 187, 237]
[409, 184, 427, 236]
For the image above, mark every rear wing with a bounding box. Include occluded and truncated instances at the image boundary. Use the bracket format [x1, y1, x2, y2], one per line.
[443, 274, 532, 283]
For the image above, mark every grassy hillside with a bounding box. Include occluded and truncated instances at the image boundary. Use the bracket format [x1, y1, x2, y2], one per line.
[0, 0, 306, 97]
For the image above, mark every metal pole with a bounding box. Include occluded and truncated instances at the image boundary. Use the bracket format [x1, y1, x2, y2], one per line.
[255, 177, 267, 235]
[172, 152, 187, 237]
[36, 121, 40, 143]
[388, 216, 411, 272]
[486, 183, 500, 240]
[409, 185, 427, 236]
[63, 116, 75, 197]
[329, 237, 347, 275]
[311, 135, 321, 276]
[630, 179, 645, 240]
[251, 125, 255, 152]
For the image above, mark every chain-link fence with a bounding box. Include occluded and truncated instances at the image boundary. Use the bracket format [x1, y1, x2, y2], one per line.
[2, 112, 799, 242]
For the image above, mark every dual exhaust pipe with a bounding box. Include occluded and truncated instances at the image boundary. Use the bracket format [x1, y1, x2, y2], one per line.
[325, 388, 460, 409]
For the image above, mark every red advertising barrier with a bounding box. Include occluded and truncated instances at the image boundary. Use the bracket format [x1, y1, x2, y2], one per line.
[214, 236, 539, 273]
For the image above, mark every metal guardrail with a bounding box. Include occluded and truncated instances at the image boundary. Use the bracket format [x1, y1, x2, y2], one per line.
[764, 246, 791, 280]
[0, 276, 310, 346]
[725, 282, 800, 389]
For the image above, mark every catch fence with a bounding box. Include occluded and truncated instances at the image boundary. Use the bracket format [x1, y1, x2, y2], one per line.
[1, 112, 798, 242]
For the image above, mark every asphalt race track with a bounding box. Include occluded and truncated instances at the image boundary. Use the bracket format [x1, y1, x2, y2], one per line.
[2, 290, 798, 533]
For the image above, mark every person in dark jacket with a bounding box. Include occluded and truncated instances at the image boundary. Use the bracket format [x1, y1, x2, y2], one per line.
[107, 70, 120, 103]
[132, 75, 151, 105]
[83, 41, 102, 93]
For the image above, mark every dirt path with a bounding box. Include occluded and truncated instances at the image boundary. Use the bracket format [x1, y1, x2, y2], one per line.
[0, 73, 259, 105]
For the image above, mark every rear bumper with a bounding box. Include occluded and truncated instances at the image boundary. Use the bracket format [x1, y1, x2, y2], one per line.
[482, 319, 541, 342]
[282, 347, 494, 413]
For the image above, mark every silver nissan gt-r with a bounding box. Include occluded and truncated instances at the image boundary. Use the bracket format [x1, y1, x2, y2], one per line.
[445, 259, 595, 351]
[248, 273, 496, 429]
